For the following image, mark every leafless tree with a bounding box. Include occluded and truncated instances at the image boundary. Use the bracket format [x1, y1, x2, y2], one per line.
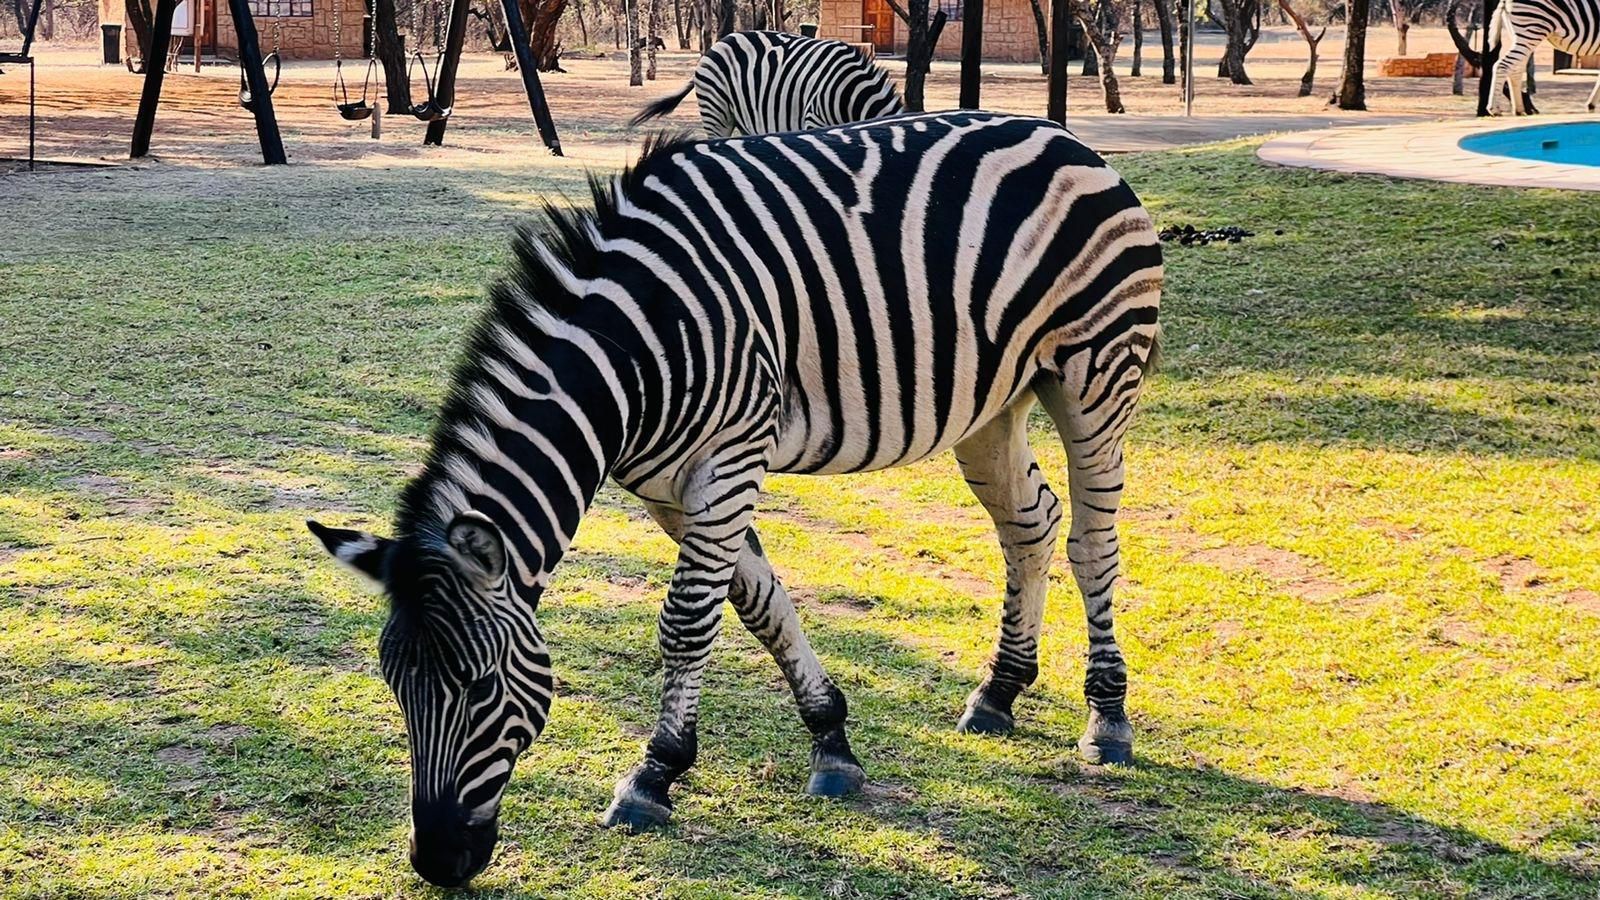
[881, 0, 946, 111]
[1027, 0, 1050, 75]
[1390, 0, 1408, 54]
[1153, 0, 1175, 82]
[520, 0, 568, 70]
[1277, 0, 1324, 96]
[1334, 0, 1368, 108]
[1212, 0, 1259, 83]
[628, 0, 641, 83]
[1075, 0, 1126, 111]
[646, 0, 659, 77]
[1131, 0, 1143, 75]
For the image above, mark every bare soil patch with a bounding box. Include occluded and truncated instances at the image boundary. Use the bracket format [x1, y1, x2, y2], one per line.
[1185, 543, 1347, 602]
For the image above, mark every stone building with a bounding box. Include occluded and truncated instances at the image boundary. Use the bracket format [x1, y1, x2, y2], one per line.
[817, 0, 1053, 64]
[100, 0, 368, 63]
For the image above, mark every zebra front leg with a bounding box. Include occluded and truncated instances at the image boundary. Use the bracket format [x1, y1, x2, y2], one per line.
[601, 477, 763, 831]
[644, 504, 867, 797]
[730, 527, 866, 796]
[1586, 72, 1599, 113]
[952, 401, 1063, 737]
[1037, 356, 1150, 766]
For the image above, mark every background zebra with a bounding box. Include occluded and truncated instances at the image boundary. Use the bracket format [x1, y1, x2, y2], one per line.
[1489, 0, 1600, 114]
[629, 30, 903, 136]
[311, 111, 1162, 887]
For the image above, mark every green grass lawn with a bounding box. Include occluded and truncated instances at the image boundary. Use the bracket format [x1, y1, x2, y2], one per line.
[2, 144, 1597, 899]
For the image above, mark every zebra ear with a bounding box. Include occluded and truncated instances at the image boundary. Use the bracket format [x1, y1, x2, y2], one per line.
[307, 520, 392, 586]
[446, 511, 508, 585]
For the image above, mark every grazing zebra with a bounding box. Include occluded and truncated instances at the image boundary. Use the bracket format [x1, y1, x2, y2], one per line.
[310, 111, 1162, 887]
[630, 30, 903, 137]
[1489, 0, 1600, 114]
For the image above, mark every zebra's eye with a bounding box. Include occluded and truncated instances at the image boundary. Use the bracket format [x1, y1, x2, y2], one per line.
[466, 674, 497, 706]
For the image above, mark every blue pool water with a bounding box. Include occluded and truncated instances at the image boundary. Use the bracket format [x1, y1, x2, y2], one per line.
[1459, 123, 1600, 167]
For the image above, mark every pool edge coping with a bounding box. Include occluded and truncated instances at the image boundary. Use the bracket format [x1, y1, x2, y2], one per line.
[1256, 115, 1600, 192]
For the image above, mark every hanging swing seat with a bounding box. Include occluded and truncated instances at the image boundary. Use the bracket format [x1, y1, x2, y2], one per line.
[239, 52, 281, 112]
[334, 57, 377, 120]
[407, 50, 452, 122]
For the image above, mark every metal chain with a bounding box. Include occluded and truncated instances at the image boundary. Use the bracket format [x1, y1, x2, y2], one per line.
[333, 0, 342, 63]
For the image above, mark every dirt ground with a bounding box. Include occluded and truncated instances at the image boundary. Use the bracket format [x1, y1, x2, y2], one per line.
[1, 25, 1594, 170]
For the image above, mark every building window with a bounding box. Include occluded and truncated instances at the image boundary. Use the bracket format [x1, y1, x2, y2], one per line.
[249, 0, 313, 18]
[936, 0, 962, 21]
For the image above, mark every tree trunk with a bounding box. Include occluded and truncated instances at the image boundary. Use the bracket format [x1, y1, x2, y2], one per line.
[364, 0, 410, 111]
[575, 0, 589, 43]
[717, 0, 732, 36]
[1213, 0, 1254, 83]
[1391, 0, 1407, 54]
[627, 0, 641, 83]
[1178, 0, 1189, 90]
[1154, 0, 1175, 82]
[646, 0, 659, 77]
[1335, 0, 1367, 109]
[124, 0, 152, 68]
[1027, 0, 1050, 75]
[673, 0, 688, 46]
[1075, 2, 1125, 112]
[1131, 0, 1143, 75]
[520, 0, 567, 70]
[885, 0, 945, 111]
[1277, 0, 1321, 96]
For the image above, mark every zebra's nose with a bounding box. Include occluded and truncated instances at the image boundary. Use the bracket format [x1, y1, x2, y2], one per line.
[409, 827, 476, 887]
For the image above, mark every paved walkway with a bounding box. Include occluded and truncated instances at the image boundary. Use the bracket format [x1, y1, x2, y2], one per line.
[1257, 116, 1600, 190]
[1067, 114, 1431, 153]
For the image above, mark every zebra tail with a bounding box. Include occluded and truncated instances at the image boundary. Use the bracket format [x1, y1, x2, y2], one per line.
[630, 82, 696, 128]
[1487, 3, 1507, 50]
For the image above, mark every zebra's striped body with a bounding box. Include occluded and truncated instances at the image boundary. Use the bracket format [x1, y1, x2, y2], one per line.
[631, 30, 903, 137]
[1490, 0, 1600, 114]
[311, 111, 1162, 886]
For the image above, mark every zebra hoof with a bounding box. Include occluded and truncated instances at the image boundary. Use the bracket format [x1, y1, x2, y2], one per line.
[806, 764, 866, 797]
[1078, 707, 1135, 765]
[956, 696, 1015, 736]
[1077, 736, 1135, 766]
[599, 796, 672, 833]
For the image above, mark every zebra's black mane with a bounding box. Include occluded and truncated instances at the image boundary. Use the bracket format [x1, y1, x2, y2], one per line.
[392, 131, 699, 548]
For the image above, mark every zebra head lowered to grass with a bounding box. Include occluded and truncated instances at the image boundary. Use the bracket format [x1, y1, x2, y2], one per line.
[1489, 0, 1600, 114]
[310, 111, 1162, 887]
[630, 30, 903, 137]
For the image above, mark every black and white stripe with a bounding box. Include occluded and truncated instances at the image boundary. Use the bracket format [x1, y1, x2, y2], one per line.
[630, 30, 903, 136]
[311, 111, 1162, 886]
[1490, 0, 1600, 114]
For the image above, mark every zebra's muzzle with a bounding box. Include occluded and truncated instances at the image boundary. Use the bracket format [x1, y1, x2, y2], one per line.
[409, 810, 497, 887]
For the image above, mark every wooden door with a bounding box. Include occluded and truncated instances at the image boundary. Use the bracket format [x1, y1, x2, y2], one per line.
[862, 0, 894, 53]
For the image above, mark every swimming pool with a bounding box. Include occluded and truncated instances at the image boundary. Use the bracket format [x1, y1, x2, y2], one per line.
[1459, 122, 1600, 167]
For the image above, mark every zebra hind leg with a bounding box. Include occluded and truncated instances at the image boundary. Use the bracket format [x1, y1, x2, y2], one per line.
[952, 402, 1063, 737]
[1035, 355, 1149, 766]
[1586, 72, 1599, 113]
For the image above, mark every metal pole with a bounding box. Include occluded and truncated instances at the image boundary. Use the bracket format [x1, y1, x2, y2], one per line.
[131, 0, 178, 158]
[226, 0, 287, 164]
[423, 0, 473, 146]
[499, 0, 563, 156]
[1046, 0, 1070, 123]
[28, 60, 35, 170]
[1477, 0, 1497, 115]
[1182, 0, 1194, 116]
[960, 0, 984, 108]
